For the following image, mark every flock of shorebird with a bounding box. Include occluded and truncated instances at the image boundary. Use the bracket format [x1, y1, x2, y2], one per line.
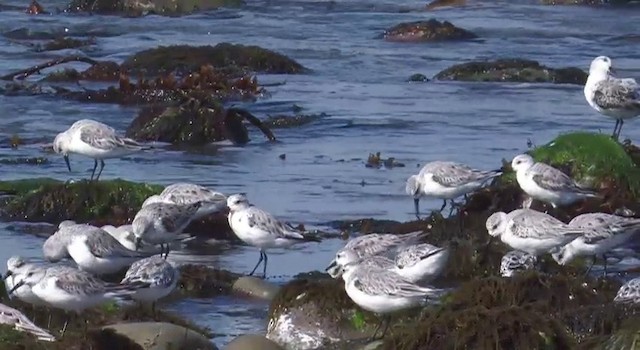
[2, 55, 640, 341]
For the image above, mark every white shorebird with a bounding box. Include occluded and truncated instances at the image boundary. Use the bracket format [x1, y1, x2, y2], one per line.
[406, 161, 501, 218]
[0, 302, 56, 342]
[226, 193, 321, 278]
[341, 262, 447, 340]
[142, 183, 228, 220]
[132, 202, 201, 259]
[9, 265, 134, 334]
[332, 243, 449, 284]
[52, 119, 149, 181]
[551, 212, 640, 275]
[4, 256, 47, 306]
[485, 209, 585, 257]
[326, 231, 425, 278]
[120, 255, 179, 316]
[499, 250, 537, 278]
[614, 277, 640, 304]
[584, 56, 640, 140]
[511, 154, 599, 209]
[44, 223, 151, 275]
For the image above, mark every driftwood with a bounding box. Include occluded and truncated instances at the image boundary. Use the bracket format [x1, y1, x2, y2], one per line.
[0, 56, 98, 81]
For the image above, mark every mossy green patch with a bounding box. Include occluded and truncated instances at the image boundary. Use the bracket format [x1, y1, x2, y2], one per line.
[529, 132, 640, 196]
[0, 178, 162, 225]
[0, 178, 61, 196]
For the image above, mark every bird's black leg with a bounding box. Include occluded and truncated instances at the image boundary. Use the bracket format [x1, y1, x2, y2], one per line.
[370, 318, 383, 341]
[584, 255, 597, 277]
[90, 159, 98, 181]
[602, 254, 608, 277]
[95, 159, 106, 181]
[249, 251, 264, 276]
[439, 200, 447, 213]
[379, 316, 391, 339]
[414, 198, 420, 220]
[262, 251, 269, 278]
[617, 120, 624, 141]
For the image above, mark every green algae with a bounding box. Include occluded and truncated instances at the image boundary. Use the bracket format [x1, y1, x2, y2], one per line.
[0, 178, 162, 225]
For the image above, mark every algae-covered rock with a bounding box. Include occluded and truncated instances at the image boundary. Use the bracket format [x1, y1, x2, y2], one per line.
[225, 334, 284, 350]
[178, 264, 241, 298]
[122, 43, 306, 76]
[126, 104, 276, 145]
[526, 132, 640, 203]
[434, 58, 588, 84]
[267, 277, 376, 349]
[0, 178, 161, 225]
[67, 0, 243, 16]
[384, 272, 621, 349]
[382, 19, 477, 42]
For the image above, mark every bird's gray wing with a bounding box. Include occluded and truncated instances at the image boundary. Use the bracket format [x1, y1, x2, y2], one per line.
[430, 162, 489, 187]
[86, 230, 147, 258]
[79, 123, 142, 151]
[395, 244, 443, 268]
[246, 207, 304, 240]
[353, 269, 429, 298]
[122, 257, 176, 288]
[510, 211, 583, 239]
[529, 163, 583, 192]
[593, 78, 640, 110]
[54, 270, 105, 296]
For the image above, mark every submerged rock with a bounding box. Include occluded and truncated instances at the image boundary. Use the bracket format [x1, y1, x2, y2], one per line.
[434, 58, 588, 84]
[541, 0, 630, 4]
[122, 43, 306, 76]
[382, 19, 477, 42]
[67, 0, 243, 16]
[232, 276, 281, 301]
[103, 322, 216, 350]
[267, 277, 375, 349]
[225, 334, 284, 350]
[425, 0, 467, 10]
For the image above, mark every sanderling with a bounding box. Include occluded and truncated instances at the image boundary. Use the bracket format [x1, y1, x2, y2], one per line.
[142, 183, 228, 220]
[551, 212, 640, 275]
[4, 256, 46, 306]
[120, 255, 178, 316]
[394, 243, 449, 283]
[406, 161, 501, 218]
[52, 119, 149, 181]
[0, 302, 56, 342]
[132, 202, 200, 259]
[341, 262, 447, 339]
[584, 56, 640, 140]
[9, 265, 134, 334]
[227, 193, 321, 278]
[326, 231, 425, 278]
[486, 209, 586, 256]
[614, 277, 640, 304]
[511, 154, 599, 209]
[499, 250, 537, 278]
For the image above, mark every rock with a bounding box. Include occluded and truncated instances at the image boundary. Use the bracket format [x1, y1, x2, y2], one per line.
[382, 19, 477, 42]
[45, 61, 121, 82]
[232, 276, 281, 301]
[178, 264, 241, 298]
[407, 73, 428, 82]
[434, 58, 588, 84]
[262, 114, 324, 128]
[126, 104, 276, 146]
[121, 43, 306, 76]
[67, 0, 243, 16]
[267, 278, 375, 349]
[225, 334, 284, 350]
[39, 37, 95, 52]
[0, 178, 162, 226]
[103, 322, 216, 350]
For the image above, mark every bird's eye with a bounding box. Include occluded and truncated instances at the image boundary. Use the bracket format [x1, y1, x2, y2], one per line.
[492, 224, 499, 230]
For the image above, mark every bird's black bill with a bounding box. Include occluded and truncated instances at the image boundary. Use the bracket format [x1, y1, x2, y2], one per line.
[325, 261, 337, 272]
[63, 155, 71, 172]
[3, 271, 12, 280]
[8, 280, 24, 295]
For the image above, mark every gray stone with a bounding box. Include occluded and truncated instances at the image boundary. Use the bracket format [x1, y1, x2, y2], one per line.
[224, 334, 284, 350]
[232, 276, 281, 301]
[103, 322, 216, 350]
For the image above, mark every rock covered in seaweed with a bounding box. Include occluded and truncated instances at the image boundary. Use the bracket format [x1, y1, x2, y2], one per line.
[382, 19, 477, 42]
[434, 58, 588, 84]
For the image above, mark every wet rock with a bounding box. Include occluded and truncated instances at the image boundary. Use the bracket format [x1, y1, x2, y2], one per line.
[382, 19, 477, 42]
[39, 37, 95, 52]
[178, 264, 241, 298]
[262, 113, 324, 128]
[126, 103, 276, 145]
[365, 152, 405, 169]
[67, 0, 243, 16]
[45, 61, 122, 82]
[225, 334, 284, 350]
[103, 322, 216, 350]
[0, 178, 162, 226]
[185, 212, 237, 241]
[267, 278, 375, 349]
[121, 43, 306, 76]
[232, 276, 281, 301]
[434, 58, 588, 84]
[25, 0, 46, 14]
[407, 73, 428, 82]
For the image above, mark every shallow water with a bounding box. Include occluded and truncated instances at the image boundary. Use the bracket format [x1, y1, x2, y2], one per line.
[1, 0, 640, 346]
